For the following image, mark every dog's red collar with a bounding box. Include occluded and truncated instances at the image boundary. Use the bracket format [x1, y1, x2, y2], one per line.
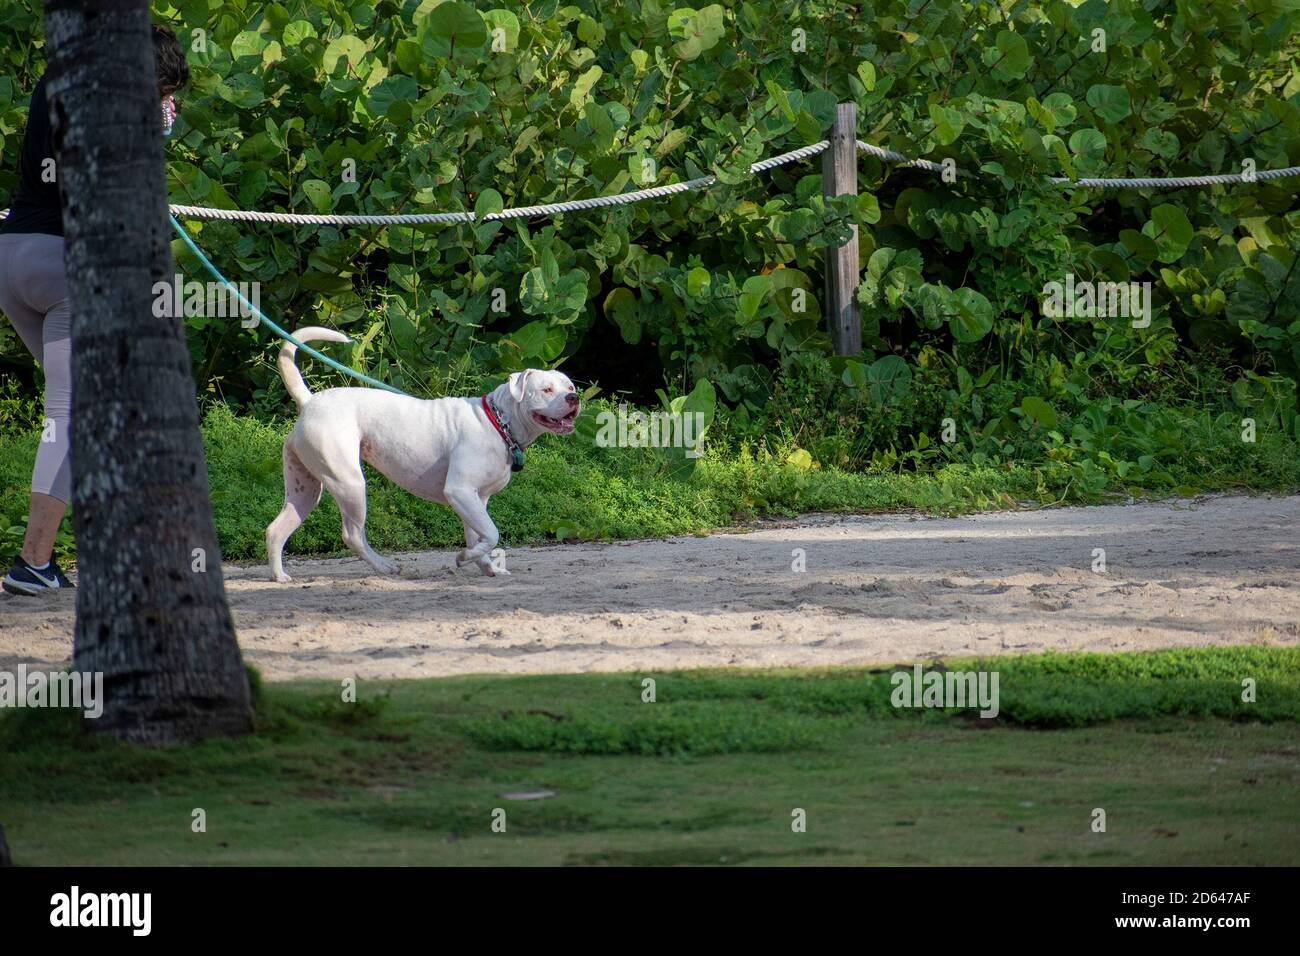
[482, 395, 525, 472]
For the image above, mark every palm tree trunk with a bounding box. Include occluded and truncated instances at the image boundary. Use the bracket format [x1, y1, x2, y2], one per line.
[44, 1, 251, 744]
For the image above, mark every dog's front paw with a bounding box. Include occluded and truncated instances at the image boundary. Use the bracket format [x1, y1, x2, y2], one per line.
[455, 549, 472, 567]
[272, 571, 293, 584]
[480, 562, 510, 577]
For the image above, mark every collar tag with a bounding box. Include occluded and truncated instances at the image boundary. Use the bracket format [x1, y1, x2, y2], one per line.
[483, 394, 525, 473]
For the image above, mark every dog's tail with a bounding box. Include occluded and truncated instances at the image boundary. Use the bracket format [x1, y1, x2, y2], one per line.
[279, 327, 351, 409]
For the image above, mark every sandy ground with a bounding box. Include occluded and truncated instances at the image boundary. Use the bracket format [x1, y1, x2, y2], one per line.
[2, 494, 1297, 681]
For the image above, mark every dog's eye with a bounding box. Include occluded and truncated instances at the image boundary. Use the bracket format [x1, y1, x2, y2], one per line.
[542, 386, 554, 394]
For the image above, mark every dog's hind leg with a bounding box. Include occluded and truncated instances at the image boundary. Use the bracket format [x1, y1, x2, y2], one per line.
[320, 462, 399, 575]
[267, 443, 322, 583]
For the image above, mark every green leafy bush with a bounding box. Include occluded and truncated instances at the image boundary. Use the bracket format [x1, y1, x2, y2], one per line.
[1, 0, 1298, 506]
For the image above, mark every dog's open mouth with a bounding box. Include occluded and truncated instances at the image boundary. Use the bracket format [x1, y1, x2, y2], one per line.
[532, 407, 579, 434]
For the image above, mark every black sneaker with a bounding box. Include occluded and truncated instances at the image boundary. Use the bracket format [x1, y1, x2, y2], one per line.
[2, 556, 74, 595]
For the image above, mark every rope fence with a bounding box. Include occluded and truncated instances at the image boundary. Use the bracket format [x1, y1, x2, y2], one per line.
[6, 140, 1299, 228]
[150, 144, 1300, 225]
[1047, 167, 1300, 189]
[141, 145, 1300, 226]
[167, 140, 833, 226]
[5, 128, 1298, 390]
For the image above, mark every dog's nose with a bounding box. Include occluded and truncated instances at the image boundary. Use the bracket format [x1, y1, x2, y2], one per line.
[565, 392, 579, 406]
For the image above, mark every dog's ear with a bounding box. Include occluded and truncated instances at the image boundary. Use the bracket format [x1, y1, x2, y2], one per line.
[507, 369, 533, 402]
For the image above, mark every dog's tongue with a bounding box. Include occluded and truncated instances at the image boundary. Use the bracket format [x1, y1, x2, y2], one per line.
[534, 408, 578, 432]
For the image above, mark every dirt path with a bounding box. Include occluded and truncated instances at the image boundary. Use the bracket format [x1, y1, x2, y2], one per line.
[3, 494, 1297, 680]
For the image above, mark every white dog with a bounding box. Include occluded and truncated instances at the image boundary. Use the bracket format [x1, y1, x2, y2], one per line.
[266, 327, 580, 582]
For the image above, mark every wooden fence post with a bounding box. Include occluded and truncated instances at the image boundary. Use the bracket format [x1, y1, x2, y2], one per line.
[823, 102, 861, 356]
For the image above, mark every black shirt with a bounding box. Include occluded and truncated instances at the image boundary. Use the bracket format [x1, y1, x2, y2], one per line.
[0, 75, 63, 237]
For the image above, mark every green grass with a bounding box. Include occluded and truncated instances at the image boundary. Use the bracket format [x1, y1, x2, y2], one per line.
[2, 397, 1298, 565]
[3, 647, 1296, 866]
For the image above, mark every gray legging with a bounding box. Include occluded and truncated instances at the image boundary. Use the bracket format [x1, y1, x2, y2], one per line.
[0, 232, 72, 504]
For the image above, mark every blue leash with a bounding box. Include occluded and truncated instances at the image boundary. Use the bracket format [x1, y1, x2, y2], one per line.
[168, 214, 408, 396]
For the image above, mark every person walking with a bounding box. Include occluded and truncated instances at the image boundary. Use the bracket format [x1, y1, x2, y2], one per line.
[0, 24, 188, 595]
